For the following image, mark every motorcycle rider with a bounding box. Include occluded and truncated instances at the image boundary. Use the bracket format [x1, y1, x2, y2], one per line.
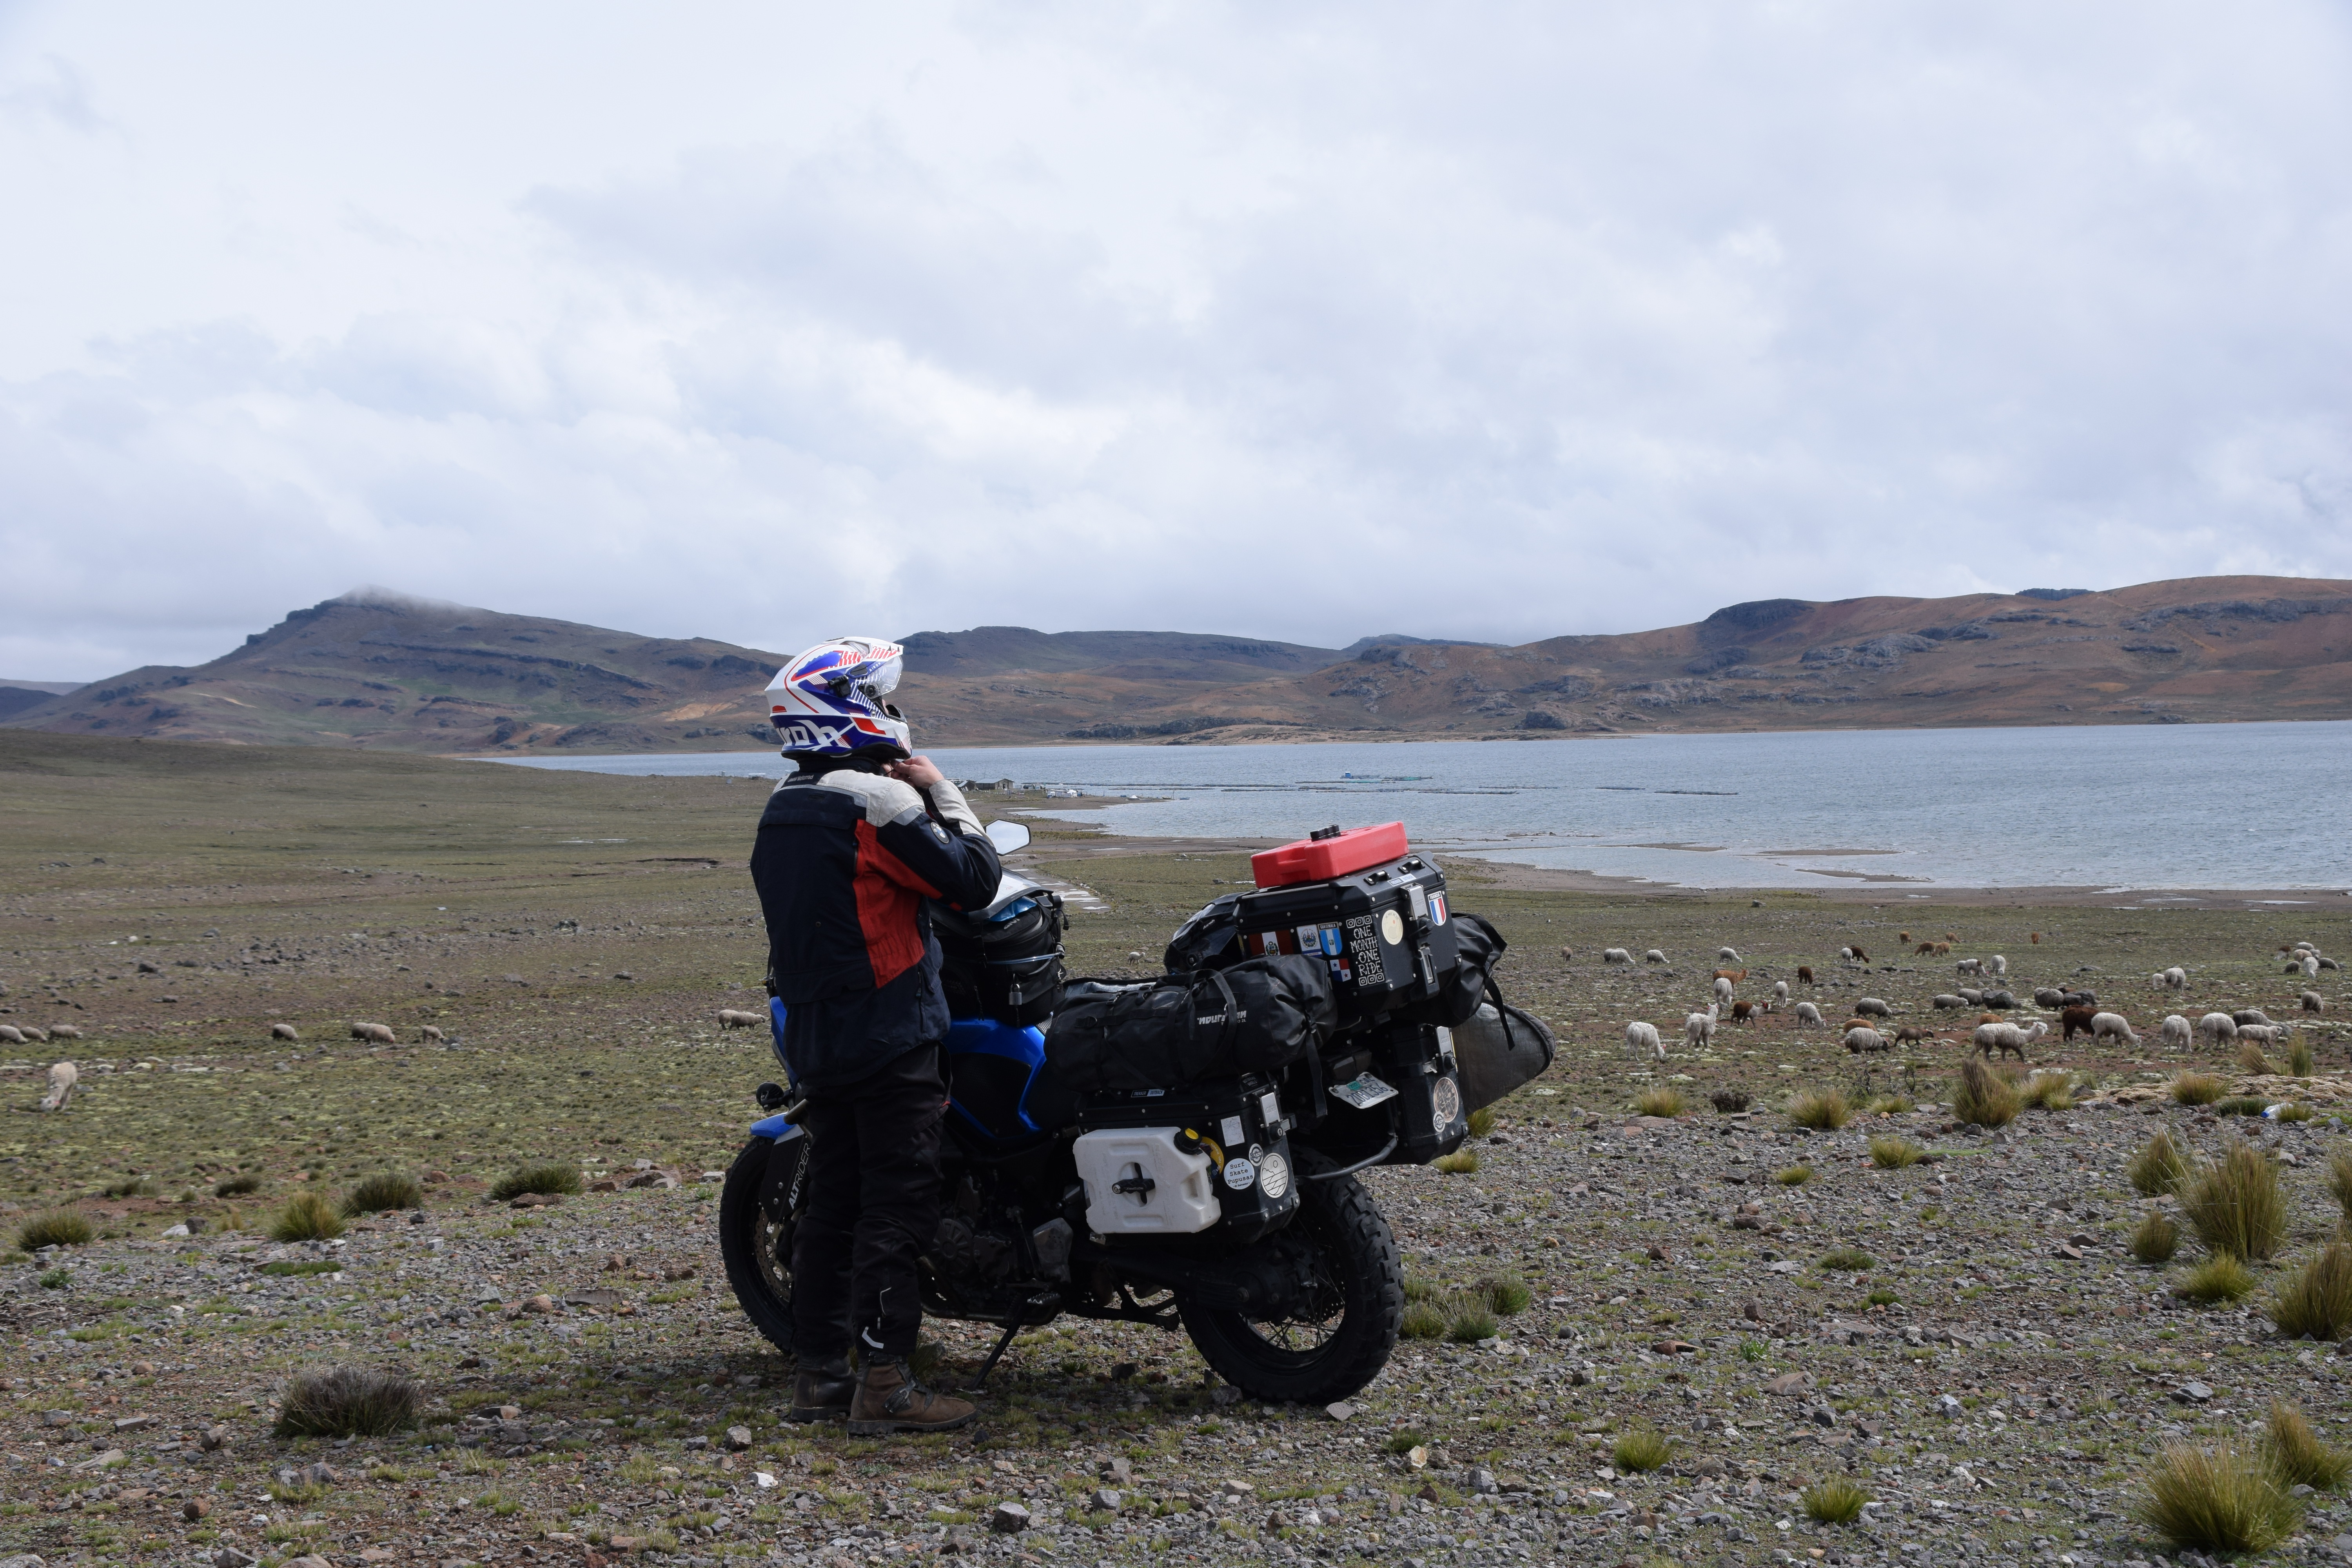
[750, 638, 1002, 1434]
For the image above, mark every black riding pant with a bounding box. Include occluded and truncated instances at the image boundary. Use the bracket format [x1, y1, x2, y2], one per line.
[790, 1043, 944, 1362]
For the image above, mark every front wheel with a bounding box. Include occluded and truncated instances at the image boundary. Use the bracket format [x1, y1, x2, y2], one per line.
[1176, 1153, 1402, 1405]
[719, 1134, 804, 1354]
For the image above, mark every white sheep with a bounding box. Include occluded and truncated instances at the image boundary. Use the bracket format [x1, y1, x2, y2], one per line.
[2090, 1011, 2139, 1045]
[270, 1022, 300, 1042]
[349, 1022, 396, 1045]
[1794, 1002, 1825, 1027]
[2163, 966, 2187, 990]
[1931, 993, 1968, 1010]
[1645, 949, 1668, 964]
[2160, 1014, 2193, 1047]
[1853, 997, 1893, 1019]
[1989, 955, 2007, 978]
[38, 1061, 77, 1112]
[49, 1024, 83, 1041]
[419, 1025, 445, 1043]
[1683, 1004, 1720, 1050]
[0, 1024, 24, 1045]
[2198, 1012, 2239, 1045]
[20, 1025, 47, 1043]
[2238, 1023, 2289, 1047]
[1625, 1021, 1664, 1061]
[1771, 980, 1789, 1003]
[1973, 1020, 2048, 1060]
[1717, 947, 1740, 962]
[1603, 948, 1634, 965]
[1956, 958, 1982, 976]
[1712, 976, 1735, 1005]
[2233, 1008, 2276, 1028]
[1843, 1026, 1888, 1054]
[2303, 991, 2326, 1014]
[718, 1009, 766, 1029]
[2303, 956, 2322, 978]
[1839, 946, 1855, 961]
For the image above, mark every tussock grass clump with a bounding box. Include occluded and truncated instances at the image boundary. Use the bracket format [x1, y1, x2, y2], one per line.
[1864, 1093, 1915, 1115]
[102, 1177, 160, 1199]
[2327, 1148, 2352, 1219]
[1466, 1107, 1497, 1140]
[2131, 1213, 2180, 1265]
[2137, 1443, 2300, 1556]
[1869, 1136, 1923, 1169]
[2128, 1129, 2196, 1197]
[1802, 1477, 1869, 1524]
[268, 1192, 346, 1243]
[2019, 1071, 2074, 1112]
[490, 1163, 582, 1201]
[2289, 1037, 2315, 1078]
[1774, 1165, 1814, 1186]
[1445, 1299, 1497, 1343]
[1475, 1273, 1532, 1316]
[2170, 1072, 2227, 1107]
[1819, 1247, 1875, 1272]
[2262, 1399, 2351, 1491]
[1632, 1086, 1686, 1119]
[2175, 1254, 2256, 1304]
[2237, 1039, 2273, 1076]
[2214, 1096, 2270, 1118]
[274, 1365, 422, 1439]
[2181, 1142, 2288, 1263]
[343, 1173, 423, 1216]
[1951, 1058, 2019, 1128]
[1402, 1274, 1438, 1303]
[1399, 1301, 1447, 1341]
[1611, 1427, 1672, 1474]
[2278, 1101, 2315, 1123]
[1786, 1089, 1851, 1131]
[214, 1174, 261, 1198]
[2268, 1243, 2352, 1342]
[1383, 1429, 1429, 1456]
[1432, 1150, 1480, 1176]
[16, 1210, 94, 1250]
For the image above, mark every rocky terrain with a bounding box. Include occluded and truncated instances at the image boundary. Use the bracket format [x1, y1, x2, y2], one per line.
[3, 732, 2352, 1568]
[9, 576, 2349, 755]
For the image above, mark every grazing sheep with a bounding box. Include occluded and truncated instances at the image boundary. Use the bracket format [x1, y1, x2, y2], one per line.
[1982, 991, 2017, 1011]
[0, 1024, 22, 1044]
[419, 1025, 445, 1043]
[2197, 1011, 2239, 1045]
[1771, 980, 1789, 1003]
[1839, 947, 1855, 962]
[38, 1061, 77, 1112]
[1603, 948, 1634, 965]
[2232, 1008, 2276, 1028]
[1932, 993, 1969, 1009]
[20, 1025, 47, 1043]
[49, 1024, 83, 1041]
[1731, 1000, 1756, 1022]
[1854, 997, 1893, 1019]
[1844, 1026, 1889, 1054]
[2303, 957, 2322, 977]
[718, 1008, 766, 1029]
[1959, 988, 1985, 1006]
[2060, 1006, 2098, 1042]
[1894, 1024, 1933, 1047]
[1560, 946, 1573, 962]
[2323, 957, 2343, 972]
[2303, 991, 2326, 1014]
[2061, 990, 2098, 1008]
[1624, 1021, 1664, 1061]
[2238, 1023, 2290, 1047]
[1717, 947, 1740, 962]
[1956, 958, 1982, 976]
[1989, 955, 2007, 978]
[1796, 966, 1815, 984]
[349, 1022, 396, 1045]
[270, 1022, 300, 1042]
[1645, 949, 1668, 964]
[1974, 1020, 2048, 1060]
[1794, 1002, 1825, 1026]
[2163, 966, 2187, 990]
[1713, 977, 1735, 1005]
[2033, 987, 2067, 1008]
[2159, 1014, 2192, 1047]
[1684, 1004, 1720, 1050]
[2091, 1011, 2139, 1045]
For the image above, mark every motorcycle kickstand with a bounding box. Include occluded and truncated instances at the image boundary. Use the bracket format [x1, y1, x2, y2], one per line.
[970, 1292, 1057, 1391]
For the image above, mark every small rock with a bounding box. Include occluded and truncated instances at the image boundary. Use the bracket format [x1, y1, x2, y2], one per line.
[990, 1501, 1031, 1534]
[1764, 1373, 1814, 1396]
[160, 1223, 190, 1238]
[626, 1170, 679, 1190]
[724, 1425, 753, 1451]
[284, 1555, 333, 1568]
[183, 1499, 211, 1521]
[1935, 1394, 1964, 1417]
[1406, 1445, 1429, 1470]
[1092, 1488, 1122, 1512]
[130, 1361, 156, 1376]
[113, 1414, 154, 1431]
[1221, 1478, 1256, 1497]
[300, 1461, 339, 1486]
[199, 1424, 232, 1450]
[2053, 1243, 2083, 1260]
[1645, 1243, 1671, 1261]
[1650, 1339, 1697, 1356]
[1325, 1401, 1356, 1422]
[1210, 1385, 1241, 1407]
[214, 1552, 258, 1568]
[1467, 1466, 1500, 1495]
[2176, 1381, 2214, 1403]
[1100, 1457, 1132, 1483]
[524, 1294, 556, 1314]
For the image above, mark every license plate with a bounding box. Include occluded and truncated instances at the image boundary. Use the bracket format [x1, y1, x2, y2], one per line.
[1329, 1073, 1399, 1109]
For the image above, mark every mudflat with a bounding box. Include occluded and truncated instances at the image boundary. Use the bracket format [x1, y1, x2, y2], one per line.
[4, 731, 2351, 1565]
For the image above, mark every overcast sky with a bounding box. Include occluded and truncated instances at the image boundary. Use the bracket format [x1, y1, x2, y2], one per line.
[5, 2, 2349, 679]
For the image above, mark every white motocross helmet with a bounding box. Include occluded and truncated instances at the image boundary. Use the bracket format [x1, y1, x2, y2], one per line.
[766, 637, 912, 759]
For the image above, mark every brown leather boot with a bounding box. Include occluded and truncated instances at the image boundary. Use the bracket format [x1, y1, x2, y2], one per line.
[847, 1355, 977, 1435]
[785, 1354, 854, 1424]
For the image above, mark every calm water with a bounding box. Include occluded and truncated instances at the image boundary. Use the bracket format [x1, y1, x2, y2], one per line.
[489, 722, 2352, 891]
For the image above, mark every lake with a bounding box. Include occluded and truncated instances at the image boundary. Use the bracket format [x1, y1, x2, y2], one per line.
[488, 722, 2352, 891]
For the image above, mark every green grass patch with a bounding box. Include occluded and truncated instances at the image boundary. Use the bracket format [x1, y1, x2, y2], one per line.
[1774, 1165, 1813, 1186]
[2138, 1443, 2300, 1556]
[2131, 1212, 2180, 1265]
[2262, 1399, 2350, 1491]
[268, 1191, 345, 1243]
[1432, 1150, 1480, 1176]
[2182, 1142, 2287, 1263]
[343, 1172, 424, 1216]
[2268, 1242, 2352, 1342]
[1802, 1477, 1869, 1524]
[16, 1209, 94, 1250]
[1868, 1136, 1922, 1169]
[2170, 1072, 2227, 1107]
[1611, 1427, 1671, 1473]
[1819, 1247, 1874, 1272]
[1786, 1089, 1851, 1131]
[2128, 1129, 2195, 1197]
[258, 1259, 343, 1278]
[1632, 1086, 1685, 1118]
[2175, 1254, 2256, 1305]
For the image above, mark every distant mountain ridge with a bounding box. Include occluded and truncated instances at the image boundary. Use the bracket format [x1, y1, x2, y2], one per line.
[5, 576, 2347, 753]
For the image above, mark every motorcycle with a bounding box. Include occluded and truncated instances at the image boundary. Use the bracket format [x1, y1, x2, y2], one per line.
[718, 818, 1553, 1405]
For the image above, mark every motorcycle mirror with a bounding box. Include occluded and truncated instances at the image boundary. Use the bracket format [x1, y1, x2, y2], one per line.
[985, 820, 1031, 854]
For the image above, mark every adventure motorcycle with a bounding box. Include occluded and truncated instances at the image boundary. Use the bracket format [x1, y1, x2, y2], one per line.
[719, 819, 1554, 1405]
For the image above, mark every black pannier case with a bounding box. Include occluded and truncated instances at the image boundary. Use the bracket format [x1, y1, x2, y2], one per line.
[1165, 852, 1461, 1024]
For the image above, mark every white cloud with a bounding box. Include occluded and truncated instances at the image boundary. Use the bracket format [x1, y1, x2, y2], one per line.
[1, 0, 2348, 679]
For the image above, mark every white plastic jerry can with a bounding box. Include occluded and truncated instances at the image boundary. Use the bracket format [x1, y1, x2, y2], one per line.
[1071, 1127, 1221, 1235]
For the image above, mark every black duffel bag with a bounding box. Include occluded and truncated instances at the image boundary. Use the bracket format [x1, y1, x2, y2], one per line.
[1451, 1000, 1557, 1112]
[1046, 954, 1335, 1094]
[933, 887, 1067, 1027]
[1398, 912, 1506, 1027]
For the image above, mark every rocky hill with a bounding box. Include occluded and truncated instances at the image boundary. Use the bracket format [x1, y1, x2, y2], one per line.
[7, 576, 2346, 753]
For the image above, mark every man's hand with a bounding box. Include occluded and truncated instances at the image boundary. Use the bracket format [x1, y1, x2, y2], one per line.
[886, 755, 946, 789]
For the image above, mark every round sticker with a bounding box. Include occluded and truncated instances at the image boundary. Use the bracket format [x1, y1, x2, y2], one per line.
[1224, 1158, 1258, 1192]
[1379, 909, 1405, 945]
[1432, 1075, 1463, 1127]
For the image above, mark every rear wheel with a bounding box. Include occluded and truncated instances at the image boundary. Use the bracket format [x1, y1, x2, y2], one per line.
[719, 1135, 804, 1354]
[1175, 1153, 1401, 1405]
